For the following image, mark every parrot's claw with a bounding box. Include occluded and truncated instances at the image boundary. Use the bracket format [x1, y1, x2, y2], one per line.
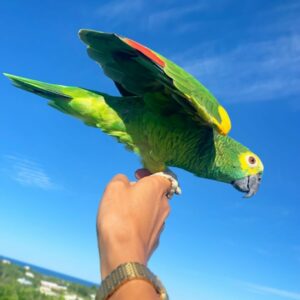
[151, 169, 181, 198]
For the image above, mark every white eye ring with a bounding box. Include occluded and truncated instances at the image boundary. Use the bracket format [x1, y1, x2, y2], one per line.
[246, 155, 258, 167]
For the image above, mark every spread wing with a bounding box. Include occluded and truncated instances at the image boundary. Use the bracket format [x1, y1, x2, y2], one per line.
[79, 29, 231, 135]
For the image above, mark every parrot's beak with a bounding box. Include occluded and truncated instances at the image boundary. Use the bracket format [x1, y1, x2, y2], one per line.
[232, 173, 262, 198]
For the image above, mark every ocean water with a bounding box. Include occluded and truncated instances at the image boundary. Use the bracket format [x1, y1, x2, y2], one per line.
[0, 255, 98, 287]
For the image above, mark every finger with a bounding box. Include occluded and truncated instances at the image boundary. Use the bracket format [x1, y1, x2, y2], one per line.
[109, 173, 130, 187]
[150, 175, 173, 197]
[135, 168, 152, 180]
[151, 172, 181, 199]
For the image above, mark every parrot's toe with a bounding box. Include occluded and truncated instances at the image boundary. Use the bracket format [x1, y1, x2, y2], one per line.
[151, 169, 181, 198]
[175, 185, 182, 195]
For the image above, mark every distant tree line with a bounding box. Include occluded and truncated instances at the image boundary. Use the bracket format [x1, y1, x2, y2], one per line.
[0, 262, 97, 300]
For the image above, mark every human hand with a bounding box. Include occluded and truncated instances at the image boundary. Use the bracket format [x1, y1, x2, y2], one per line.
[97, 169, 172, 279]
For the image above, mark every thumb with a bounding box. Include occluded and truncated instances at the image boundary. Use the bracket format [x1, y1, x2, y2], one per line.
[135, 169, 176, 198]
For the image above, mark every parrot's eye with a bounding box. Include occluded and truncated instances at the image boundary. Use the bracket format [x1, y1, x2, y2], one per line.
[247, 155, 257, 166]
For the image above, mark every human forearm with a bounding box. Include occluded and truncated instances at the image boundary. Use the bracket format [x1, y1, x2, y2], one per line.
[99, 233, 160, 299]
[97, 172, 171, 300]
[99, 232, 147, 279]
[108, 280, 160, 300]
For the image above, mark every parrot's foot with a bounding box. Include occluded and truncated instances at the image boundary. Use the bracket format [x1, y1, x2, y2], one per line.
[151, 169, 181, 198]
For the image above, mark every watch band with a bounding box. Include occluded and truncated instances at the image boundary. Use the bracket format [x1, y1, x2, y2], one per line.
[96, 262, 169, 300]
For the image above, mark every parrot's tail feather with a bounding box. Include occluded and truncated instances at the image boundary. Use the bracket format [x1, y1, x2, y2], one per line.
[4, 73, 140, 154]
[3, 73, 72, 101]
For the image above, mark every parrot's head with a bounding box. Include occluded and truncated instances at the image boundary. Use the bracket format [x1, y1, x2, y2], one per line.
[213, 135, 264, 198]
[231, 151, 264, 198]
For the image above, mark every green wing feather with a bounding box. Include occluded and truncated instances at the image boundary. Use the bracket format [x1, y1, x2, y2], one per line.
[79, 29, 231, 135]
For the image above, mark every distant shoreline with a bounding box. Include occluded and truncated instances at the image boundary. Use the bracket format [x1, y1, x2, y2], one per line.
[0, 254, 98, 287]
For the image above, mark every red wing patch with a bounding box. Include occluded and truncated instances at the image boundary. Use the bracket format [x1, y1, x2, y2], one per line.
[122, 38, 165, 68]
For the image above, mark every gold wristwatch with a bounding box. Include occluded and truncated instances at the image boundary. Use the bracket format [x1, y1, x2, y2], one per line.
[96, 262, 169, 300]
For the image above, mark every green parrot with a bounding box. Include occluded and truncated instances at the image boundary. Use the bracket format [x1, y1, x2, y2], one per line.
[4, 29, 264, 197]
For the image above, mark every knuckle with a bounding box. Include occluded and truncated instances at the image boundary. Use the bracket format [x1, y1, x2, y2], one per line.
[107, 178, 126, 191]
[149, 176, 170, 190]
[113, 174, 127, 181]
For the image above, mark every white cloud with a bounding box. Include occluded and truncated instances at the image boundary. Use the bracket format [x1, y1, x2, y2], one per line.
[4, 155, 56, 190]
[172, 34, 300, 103]
[147, 3, 206, 29]
[272, 1, 300, 14]
[165, 1, 300, 104]
[96, 0, 144, 20]
[94, 0, 209, 31]
[244, 282, 300, 300]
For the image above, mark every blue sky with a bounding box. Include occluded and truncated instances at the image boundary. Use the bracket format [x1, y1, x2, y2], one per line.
[1, 0, 300, 299]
